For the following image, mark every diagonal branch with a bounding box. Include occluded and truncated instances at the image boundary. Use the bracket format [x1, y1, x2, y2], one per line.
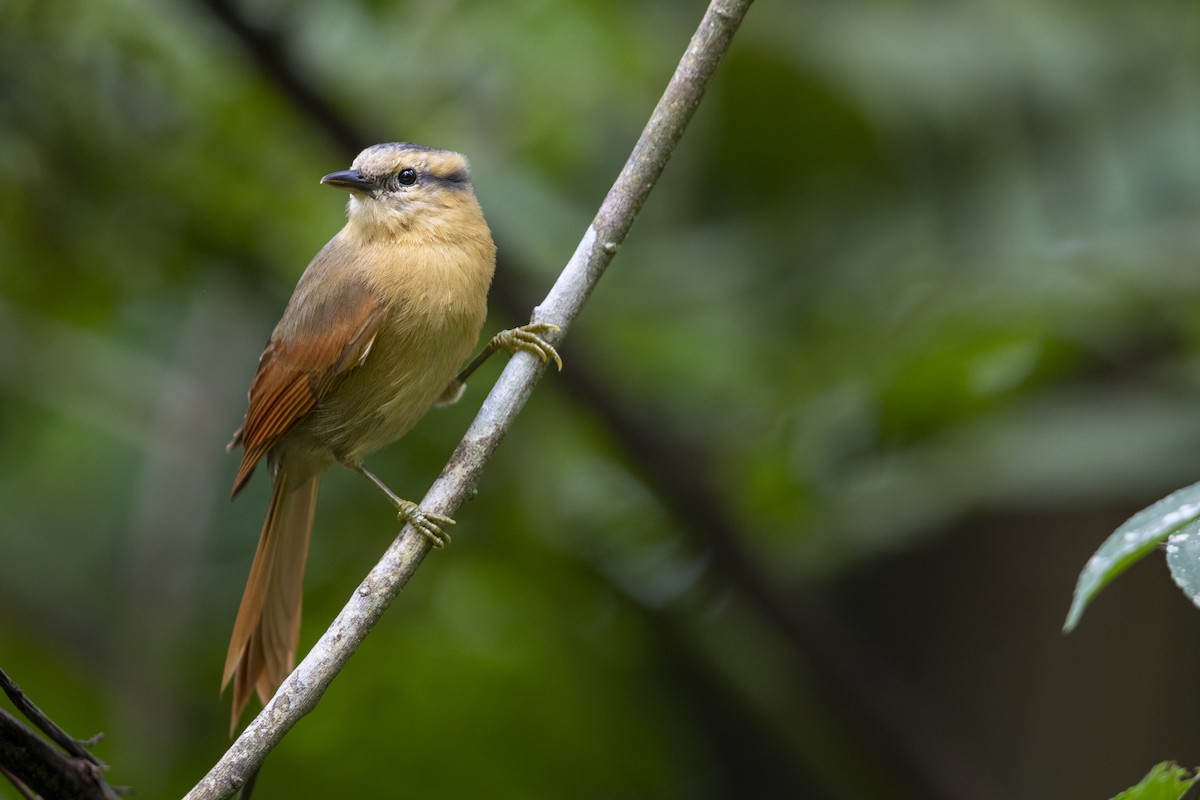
[182, 2, 754, 798]
[194, 0, 366, 152]
[0, 670, 123, 800]
[0, 668, 105, 768]
[548, 351, 1005, 800]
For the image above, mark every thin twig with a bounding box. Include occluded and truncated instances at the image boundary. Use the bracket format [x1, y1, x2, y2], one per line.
[0, 667, 104, 766]
[0, 764, 39, 800]
[0, 707, 122, 800]
[182, 1, 754, 797]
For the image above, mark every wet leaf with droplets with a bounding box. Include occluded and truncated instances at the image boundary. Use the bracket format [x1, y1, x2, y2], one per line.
[1065, 481, 1200, 632]
[1165, 519, 1200, 610]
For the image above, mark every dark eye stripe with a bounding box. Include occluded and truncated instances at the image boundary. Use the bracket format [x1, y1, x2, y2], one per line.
[426, 168, 470, 190]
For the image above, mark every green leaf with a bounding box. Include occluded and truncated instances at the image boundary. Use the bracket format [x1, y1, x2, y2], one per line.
[1108, 762, 1200, 800]
[1165, 518, 1200, 608]
[1064, 481, 1200, 632]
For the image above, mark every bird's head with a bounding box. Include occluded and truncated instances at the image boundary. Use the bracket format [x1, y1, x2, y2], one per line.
[322, 142, 483, 242]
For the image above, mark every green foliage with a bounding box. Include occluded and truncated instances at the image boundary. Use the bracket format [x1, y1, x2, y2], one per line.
[1165, 520, 1200, 609]
[1065, 482, 1200, 632]
[1109, 763, 1200, 800]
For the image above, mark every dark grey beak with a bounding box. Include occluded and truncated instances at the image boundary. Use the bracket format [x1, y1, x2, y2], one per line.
[320, 169, 375, 195]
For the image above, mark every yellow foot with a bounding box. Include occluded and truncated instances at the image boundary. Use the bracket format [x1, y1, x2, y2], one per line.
[395, 500, 455, 548]
[491, 323, 563, 371]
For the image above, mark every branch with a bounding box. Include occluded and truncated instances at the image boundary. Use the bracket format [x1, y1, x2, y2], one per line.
[182, 1, 754, 798]
[0, 668, 104, 767]
[194, 0, 366, 152]
[549, 353, 1004, 800]
[0, 669, 122, 800]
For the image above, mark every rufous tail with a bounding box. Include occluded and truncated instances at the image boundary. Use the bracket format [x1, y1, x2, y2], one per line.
[223, 470, 319, 735]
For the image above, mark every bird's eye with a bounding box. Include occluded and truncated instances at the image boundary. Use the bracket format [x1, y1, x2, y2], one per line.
[396, 168, 417, 187]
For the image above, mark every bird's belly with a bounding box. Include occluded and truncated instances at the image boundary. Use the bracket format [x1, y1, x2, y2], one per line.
[292, 316, 477, 465]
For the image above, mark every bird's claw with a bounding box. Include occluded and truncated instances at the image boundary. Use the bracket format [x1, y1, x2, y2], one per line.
[396, 499, 455, 549]
[491, 323, 563, 371]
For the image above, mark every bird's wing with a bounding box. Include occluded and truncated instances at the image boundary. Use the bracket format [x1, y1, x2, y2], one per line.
[229, 287, 384, 497]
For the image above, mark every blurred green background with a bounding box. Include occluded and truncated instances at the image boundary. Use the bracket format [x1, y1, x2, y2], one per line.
[4, 0, 1200, 798]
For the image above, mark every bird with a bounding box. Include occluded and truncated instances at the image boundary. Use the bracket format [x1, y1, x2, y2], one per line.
[222, 142, 559, 733]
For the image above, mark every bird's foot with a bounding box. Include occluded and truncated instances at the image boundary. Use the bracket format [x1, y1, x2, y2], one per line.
[491, 323, 563, 371]
[395, 499, 455, 548]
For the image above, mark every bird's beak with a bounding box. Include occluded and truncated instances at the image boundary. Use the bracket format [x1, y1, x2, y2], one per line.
[320, 169, 375, 195]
